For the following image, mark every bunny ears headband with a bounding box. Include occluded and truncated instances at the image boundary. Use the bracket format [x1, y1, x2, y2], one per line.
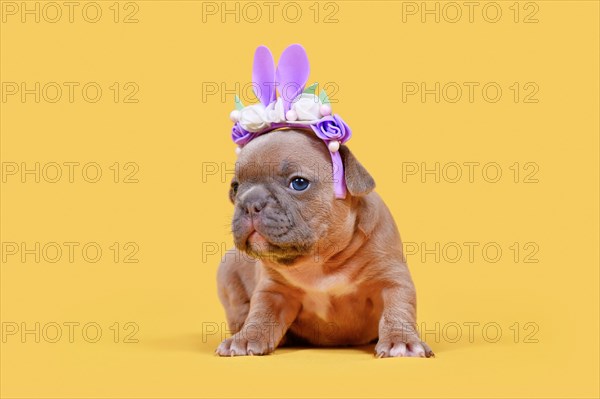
[230, 44, 352, 199]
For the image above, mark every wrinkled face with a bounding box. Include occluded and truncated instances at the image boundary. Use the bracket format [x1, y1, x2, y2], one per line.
[230, 130, 337, 264]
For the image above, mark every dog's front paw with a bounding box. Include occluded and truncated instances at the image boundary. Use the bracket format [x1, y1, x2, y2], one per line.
[374, 338, 434, 358]
[215, 333, 275, 357]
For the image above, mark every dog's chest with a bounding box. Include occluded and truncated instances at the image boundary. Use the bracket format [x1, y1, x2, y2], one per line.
[278, 267, 360, 321]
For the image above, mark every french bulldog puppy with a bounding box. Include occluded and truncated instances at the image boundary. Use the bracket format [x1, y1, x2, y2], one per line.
[216, 129, 433, 358]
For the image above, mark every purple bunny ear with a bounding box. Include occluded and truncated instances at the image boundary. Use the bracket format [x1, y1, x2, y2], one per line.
[252, 46, 276, 107]
[276, 44, 310, 113]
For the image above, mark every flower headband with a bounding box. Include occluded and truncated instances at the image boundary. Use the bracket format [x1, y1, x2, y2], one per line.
[229, 44, 352, 199]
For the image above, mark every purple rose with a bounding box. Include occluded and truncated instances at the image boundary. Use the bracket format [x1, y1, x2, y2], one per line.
[231, 123, 255, 146]
[310, 114, 352, 144]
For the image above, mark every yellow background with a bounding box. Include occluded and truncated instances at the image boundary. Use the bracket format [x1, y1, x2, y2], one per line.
[1, 1, 599, 398]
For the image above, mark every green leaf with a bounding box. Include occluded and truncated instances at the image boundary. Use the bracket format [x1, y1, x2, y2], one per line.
[234, 95, 244, 110]
[304, 83, 318, 95]
[319, 89, 330, 105]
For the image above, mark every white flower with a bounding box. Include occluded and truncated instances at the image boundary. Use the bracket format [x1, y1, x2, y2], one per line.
[239, 104, 269, 132]
[292, 93, 322, 121]
[264, 98, 285, 123]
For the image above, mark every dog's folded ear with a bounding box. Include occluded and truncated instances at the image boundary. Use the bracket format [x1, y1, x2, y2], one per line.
[340, 145, 375, 196]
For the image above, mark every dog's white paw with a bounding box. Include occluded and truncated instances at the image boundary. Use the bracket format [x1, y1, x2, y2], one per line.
[374, 339, 434, 358]
[215, 333, 275, 356]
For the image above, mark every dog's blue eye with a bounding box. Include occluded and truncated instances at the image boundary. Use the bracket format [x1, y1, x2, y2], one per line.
[289, 177, 310, 191]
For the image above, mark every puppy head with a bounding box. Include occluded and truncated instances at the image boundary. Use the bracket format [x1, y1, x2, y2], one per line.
[229, 129, 375, 265]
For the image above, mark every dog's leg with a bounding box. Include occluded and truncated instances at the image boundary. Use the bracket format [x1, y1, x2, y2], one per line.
[375, 284, 434, 358]
[216, 249, 258, 334]
[216, 289, 301, 356]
